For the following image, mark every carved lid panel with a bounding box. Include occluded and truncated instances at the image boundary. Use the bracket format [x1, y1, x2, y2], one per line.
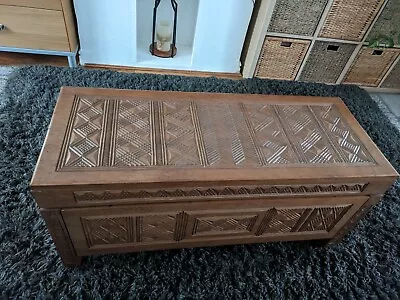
[57, 95, 375, 170]
[31, 88, 398, 187]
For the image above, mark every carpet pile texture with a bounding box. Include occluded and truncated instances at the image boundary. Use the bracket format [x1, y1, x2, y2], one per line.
[0, 66, 399, 299]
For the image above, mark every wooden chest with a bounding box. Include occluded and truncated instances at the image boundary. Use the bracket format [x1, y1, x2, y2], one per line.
[31, 87, 398, 266]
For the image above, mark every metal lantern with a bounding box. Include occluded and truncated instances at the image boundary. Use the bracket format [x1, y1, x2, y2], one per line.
[149, 0, 178, 58]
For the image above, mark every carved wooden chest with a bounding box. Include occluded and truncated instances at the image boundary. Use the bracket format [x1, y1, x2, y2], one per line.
[31, 87, 398, 266]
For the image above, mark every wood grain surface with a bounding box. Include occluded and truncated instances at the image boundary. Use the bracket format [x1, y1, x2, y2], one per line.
[0, 5, 69, 51]
[31, 88, 398, 266]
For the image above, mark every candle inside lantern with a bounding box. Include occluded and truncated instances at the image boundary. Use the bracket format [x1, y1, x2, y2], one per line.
[156, 20, 172, 52]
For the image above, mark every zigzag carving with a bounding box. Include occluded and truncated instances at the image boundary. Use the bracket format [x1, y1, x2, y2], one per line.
[74, 183, 367, 202]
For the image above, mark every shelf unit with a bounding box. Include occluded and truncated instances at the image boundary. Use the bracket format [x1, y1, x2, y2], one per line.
[0, 0, 78, 67]
[242, 0, 400, 91]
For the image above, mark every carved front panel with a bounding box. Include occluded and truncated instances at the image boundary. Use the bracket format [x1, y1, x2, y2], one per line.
[192, 215, 259, 236]
[257, 206, 350, 235]
[299, 206, 350, 232]
[138, 215, 177, 242]
[72, 202, 354, 251]
[258, 208, 308, 234]
[80, 214, 180, 247]
[81, 217, 133, 247]
[57, 96, 375, 171]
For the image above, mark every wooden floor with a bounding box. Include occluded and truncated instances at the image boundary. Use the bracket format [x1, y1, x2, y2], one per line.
[0, 51, 242, 79]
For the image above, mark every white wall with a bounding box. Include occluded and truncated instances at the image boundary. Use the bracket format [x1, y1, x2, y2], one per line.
[74, 0, 136, 66]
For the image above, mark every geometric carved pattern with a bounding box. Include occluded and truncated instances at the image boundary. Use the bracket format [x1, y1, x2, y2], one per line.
[257, 205, 351, 235]
[81, 214, 178, 247]
[275, 105, 340, 163]
[57, 96, 375, 170]
[74, 183, 367, 202]
[161, 101, 202, 166]
[300, 206, 350, 231]
[194, 102, 221, 166]
[81, 217, 132, 247]
[193, 215, 258, 235]
[243, 103, 298, 164]
[138, 215, 177, 242]
[112, 100, 152, 166]
[310, 105, 375, 164]
[223, 103, 261, 166]
[258, 208, 308, 234]
[58, 97, 107, 168]
[79, 205, 352, 248]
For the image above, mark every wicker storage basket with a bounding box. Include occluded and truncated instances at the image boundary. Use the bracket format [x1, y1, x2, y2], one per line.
[319, 0, 385, 41]
[254, 37, 310, 80]
[367, 0, 400, 47]
[381, 61, 400, 88]
[343, 47, 400, 86]
[299, 41, 356, 83]
[268, 0, 329, 36]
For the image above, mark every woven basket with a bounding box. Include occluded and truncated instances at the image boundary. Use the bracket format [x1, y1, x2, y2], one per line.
[319, 0, 385, 41]
[268, 0, 329, 36]
[367, 0, 400, 47]
[343, 47, 400, 86]
[254, 37, 310, 80]
[299, 41, 356, 83]
[381, 61, 400, 88]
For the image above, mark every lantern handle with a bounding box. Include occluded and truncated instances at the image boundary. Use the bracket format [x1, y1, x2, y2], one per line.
[151, 0, 162, 56]
[170, 0, 178, 58]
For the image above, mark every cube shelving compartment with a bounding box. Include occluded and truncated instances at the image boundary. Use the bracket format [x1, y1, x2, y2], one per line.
[268, 0, 329, 36]
[299, 41, 356, 83]
[381, 61, 400, 88]
[367, 0, 400, 47]
[255, 37, 310, 80]
[319, 0, 385, 41]
[343, 47, 400, 87]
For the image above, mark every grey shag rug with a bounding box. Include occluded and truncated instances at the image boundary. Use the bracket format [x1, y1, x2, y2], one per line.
[0, 66, 399, 299]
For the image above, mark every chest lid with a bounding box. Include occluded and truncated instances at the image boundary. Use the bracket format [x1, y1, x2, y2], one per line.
[31, 87, 398, 188]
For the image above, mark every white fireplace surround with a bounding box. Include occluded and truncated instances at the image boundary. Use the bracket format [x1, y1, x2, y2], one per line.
[73, 0, 254, 73]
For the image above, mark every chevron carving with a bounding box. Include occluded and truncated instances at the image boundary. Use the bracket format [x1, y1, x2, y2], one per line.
[79, 204, 352, 248]
[74, 183, 367, 202]
[60, 97, 107, 168]
[310, 105, 374, 163]
[112, 100, 153, 166]
[57, 97, 375, 170]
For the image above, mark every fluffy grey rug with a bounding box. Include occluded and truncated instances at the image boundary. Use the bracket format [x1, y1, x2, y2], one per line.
[0, 67, 14, 107]
[370, 93, 400, 132]
[0, 66, 399, 299]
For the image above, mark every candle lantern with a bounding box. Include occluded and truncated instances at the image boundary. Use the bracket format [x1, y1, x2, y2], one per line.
[149, 0, 178, 58]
